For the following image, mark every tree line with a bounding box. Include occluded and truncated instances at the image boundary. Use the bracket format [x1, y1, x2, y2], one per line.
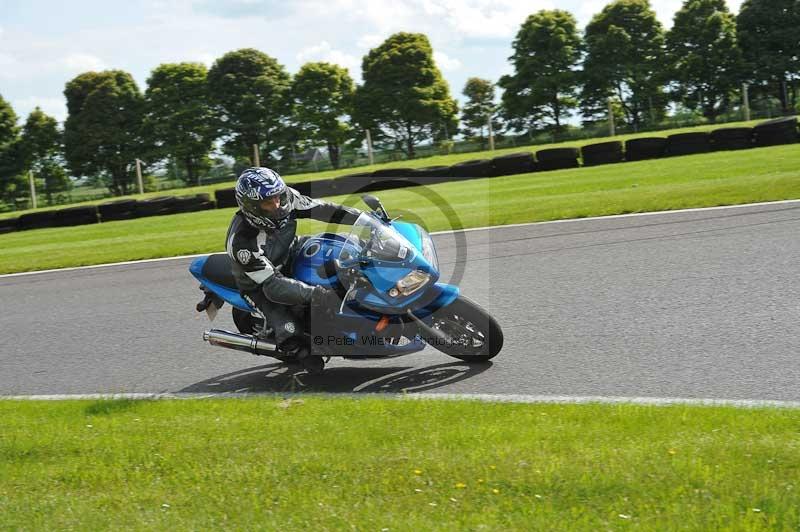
[0, 0, 798, 200]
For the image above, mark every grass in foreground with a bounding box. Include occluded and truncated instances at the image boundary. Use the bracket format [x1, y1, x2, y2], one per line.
[0, 119, 764, 221]
[1, 144, 798, 274]
[0, 398, 798, 530]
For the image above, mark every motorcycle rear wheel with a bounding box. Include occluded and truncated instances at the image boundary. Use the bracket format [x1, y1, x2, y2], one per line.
[428, 296, 503, 362]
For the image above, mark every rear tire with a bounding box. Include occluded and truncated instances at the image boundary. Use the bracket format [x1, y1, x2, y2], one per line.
[428, 296, 503, 362]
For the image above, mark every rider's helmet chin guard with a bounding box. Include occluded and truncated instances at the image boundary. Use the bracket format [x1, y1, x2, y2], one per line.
[235, 167, 290, 230]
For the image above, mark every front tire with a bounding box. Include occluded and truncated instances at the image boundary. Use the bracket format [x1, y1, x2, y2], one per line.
[427, 296, 503, 362]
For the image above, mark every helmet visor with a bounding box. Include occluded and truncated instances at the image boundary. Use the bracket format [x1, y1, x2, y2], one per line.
[253, 191, 290, 220]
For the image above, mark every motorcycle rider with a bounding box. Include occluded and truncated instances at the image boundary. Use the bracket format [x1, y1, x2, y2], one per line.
[226, 167, 362, 372]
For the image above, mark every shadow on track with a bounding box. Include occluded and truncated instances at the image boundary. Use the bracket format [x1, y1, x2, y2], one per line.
[179, 360, 492, 395]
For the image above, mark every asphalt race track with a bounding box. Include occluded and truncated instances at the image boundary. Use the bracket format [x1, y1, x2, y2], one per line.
[2, 201, 799, 400]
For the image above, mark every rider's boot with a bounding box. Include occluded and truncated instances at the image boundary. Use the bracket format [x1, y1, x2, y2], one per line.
[296, 346, 325, 375]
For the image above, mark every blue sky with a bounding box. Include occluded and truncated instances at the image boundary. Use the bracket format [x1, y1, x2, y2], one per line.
[0, 0, 744, 124]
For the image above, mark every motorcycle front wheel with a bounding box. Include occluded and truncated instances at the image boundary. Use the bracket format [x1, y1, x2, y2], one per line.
[427, 296, 503, 362]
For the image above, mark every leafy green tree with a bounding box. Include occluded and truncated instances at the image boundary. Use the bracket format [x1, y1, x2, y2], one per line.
[461, 78, 501, 141]
[207, 48, 291, 165]
[499, 10, 581, 132]
[666, 0, 743, 121]
[0, 93, 18, 146]
[63, 70, 144, 196]
[291, 62, 355, 169]
[20, 108, 70, 204]
[20, 107, 60, 165]
[737, 0, 800, 113]
[354, 33, 458, 158]
[582, 0, 667, 129]
[0, 94, 24, 205]
[144, 62, 216, 186]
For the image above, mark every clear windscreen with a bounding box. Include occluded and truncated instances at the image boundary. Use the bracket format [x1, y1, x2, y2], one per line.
[338, 213, 417, 265]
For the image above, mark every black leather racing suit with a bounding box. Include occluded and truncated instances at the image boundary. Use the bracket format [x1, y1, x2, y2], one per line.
[225, 187, 361, 347]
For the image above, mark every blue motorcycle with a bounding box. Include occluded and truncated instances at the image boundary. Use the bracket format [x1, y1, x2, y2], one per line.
[190, 195, 503, 372]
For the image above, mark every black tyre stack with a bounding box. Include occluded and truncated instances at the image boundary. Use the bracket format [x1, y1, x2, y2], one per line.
[0, 217, 18, 234]
[580, 141, 624, 167]
[536, 147, 580, 171]
[449, 159, 495, 180]
[52, 205, 99, 227]
[490, 152, 536, 175]
[173, 193, 216, 213]
[409, 165, 452, 186]
[99, 199, 138, 222]
[17, 210, 58, 230]
[753, 117, 798, 147]
[710, 127, 754, 151]
[289, 178, 336, 198]
[367, 168, 416, 191]
[331, 172, 374, 196]
[136, 196, 178, 217]
[665, 132, 712, 156]
[214, 188, 238, 208]
[625, 137, 667, 161]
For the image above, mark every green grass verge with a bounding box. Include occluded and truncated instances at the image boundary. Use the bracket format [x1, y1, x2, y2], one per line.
[0, 119, 765, 221]
[0, 398, 798, 530]
[1, 144, 798, 274]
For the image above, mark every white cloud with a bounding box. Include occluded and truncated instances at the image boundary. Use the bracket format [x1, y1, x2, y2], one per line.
[12, 97, 67, 123]
[189, 52, 217, 67]
[434, 50, 462, 71]
[296, 41, 361, 77]
[357, 34, 385, 50]
[437, 0, 553, 39]
[63, 53, 106, 72]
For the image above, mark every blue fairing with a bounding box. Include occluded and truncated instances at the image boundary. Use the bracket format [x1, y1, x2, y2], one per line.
[190, 219, 461, 358]
[393, 221, 423, 253]
[292, 233, 348, 289]
[189, 256, 254, 312]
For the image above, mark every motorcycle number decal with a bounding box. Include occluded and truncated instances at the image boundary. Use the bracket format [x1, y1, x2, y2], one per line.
[236, 249, 252, 264]
[284, 322, 296, 334]
[398, 246, 408, 259]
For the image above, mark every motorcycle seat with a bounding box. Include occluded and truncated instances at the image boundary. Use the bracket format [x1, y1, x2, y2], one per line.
[202, 253, 237, 289]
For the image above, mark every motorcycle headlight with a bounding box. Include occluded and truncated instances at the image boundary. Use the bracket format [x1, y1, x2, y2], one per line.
[420, 231, 439, 270]
[394, 270, 431, 296]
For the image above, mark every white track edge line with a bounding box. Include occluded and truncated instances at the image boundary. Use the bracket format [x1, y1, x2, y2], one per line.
[3, 199, 799, 279]
[2, 392, 799, 409]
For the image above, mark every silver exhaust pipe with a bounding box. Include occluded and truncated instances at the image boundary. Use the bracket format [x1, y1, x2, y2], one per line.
[203, 329, 279, 357]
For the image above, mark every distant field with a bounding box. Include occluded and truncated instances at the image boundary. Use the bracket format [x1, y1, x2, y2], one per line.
[1, 144, 798, 274]
[0, 119, 765, 221]
[0, 397, 798, 530]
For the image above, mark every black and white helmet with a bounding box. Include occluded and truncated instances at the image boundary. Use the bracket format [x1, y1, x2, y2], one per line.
[234, 167, 290, 230]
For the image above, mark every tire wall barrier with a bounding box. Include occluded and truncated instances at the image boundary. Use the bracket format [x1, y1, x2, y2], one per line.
[449, 159, 494, 180]
[536, 147, 580, 171]
[331, 172, 374, 196]
[490, 152, 536, 175]
[665, 132, 711, 156]
[136, 196, 178, 217]
[580, 141, 624, 167]
[214, 188, 238, 208]
[710, 127, 753, 150]
[52, 206, 99, 227]
[0, 217, 19, 234]
[3, 117, 796, 233]
[17, 210, 58, 230]
[99, 199, 138, 221]
[753, 117, 798, 147]
[625, 137, 667, 161]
